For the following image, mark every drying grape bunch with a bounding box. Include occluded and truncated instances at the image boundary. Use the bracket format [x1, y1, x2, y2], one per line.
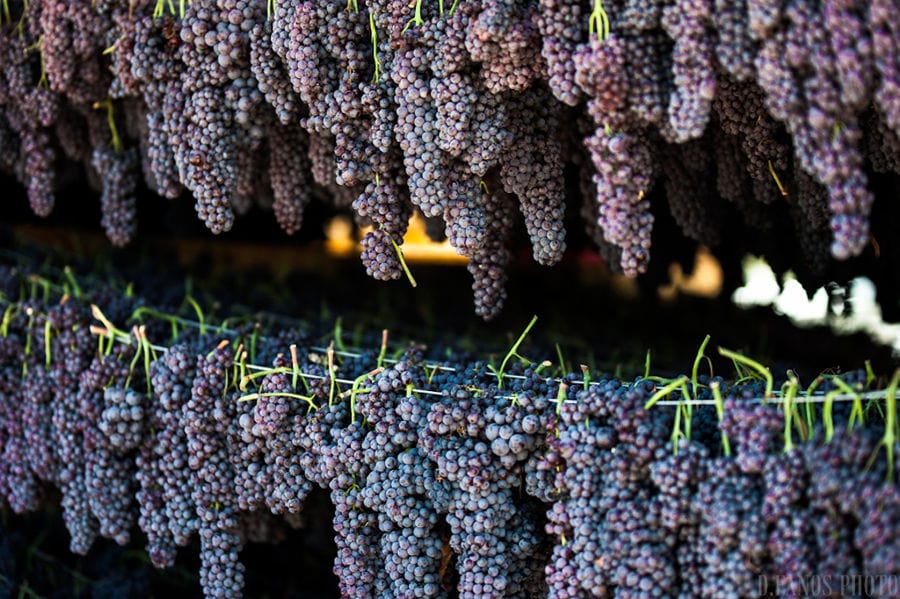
[0, 0, 899, 318]
[0, 265, 899, 598]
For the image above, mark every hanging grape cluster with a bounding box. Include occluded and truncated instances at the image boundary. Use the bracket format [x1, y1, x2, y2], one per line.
[0, 0, 898, 318]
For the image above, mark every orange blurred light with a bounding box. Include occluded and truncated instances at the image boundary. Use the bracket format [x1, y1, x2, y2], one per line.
[325, 214, 468, 265]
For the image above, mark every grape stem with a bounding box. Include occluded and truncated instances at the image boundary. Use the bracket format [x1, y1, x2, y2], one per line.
[555, 381, 566, 415]
[588, 0, 610, 40]
[153, 0, 172, 18]
[369, 12, 382, 83]
[102, 35, 124, 56]
[865, 370, 899, 482]
[237, 391, 316, 410]
[533, 360, 553, 375]
[25, 37, 48, 87]
[91, 304, 131, 343]
[401, 0, 425, 33]
[829, 376, 865, 431]
[376, 329, 388, 369]
[153, 0, 188, 18]
[710, 381, 731, 456]
[342, 368, 383, 424]
[43, 319, 52, 367]
[0, 304, 16, 337]
[555, 343, 567, 378]
[327, 342, 338, 407]
[781, 373, 799, 451]
[91, 98, 123, 154]
[22, 311, 34, 378]
[124, 325, 145, 390]
[333, 317, 348, 356]
[492, 315, 538, 389]
[718, 347, 773, 398]
[380, 225, 418, 288]
[185, 295, 205, 336]
[14, 0, 27, 36]
[690, 334, 711, 398]
[63, 267, 82, 299]
[645, 376, 688, 410]
[767, 160, 788, 198]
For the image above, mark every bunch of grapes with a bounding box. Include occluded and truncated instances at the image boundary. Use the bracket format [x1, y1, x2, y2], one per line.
[0, 272, 896, 597]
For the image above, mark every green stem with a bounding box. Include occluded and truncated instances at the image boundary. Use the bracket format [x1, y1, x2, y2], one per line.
[327, 343, 337, 407]
[767, 160, 788, 197]
[645, 376, 688, 410]
[555, 381, 567, 415]
[369, 11, 382, 83]
[22, 312, 33, 378]
[342, 369, 382, 424]
[680, 381, 692, 442]
[43, 319, 51, 368]
[237, 350, 247, 391]
[710, 381, 731, 456]
[864, 360, 876, 388]
[830, 377, 864, 431]
[691, 334, 710, 399]
[141, 328, 154, 395]
[130, 306, 185, 336]
[425, 363, 439, 385]
[555, 343, 567, 377]
[718, 347, 773, 398]
[185, 296, 205, 336]
[250, 323, 259, 364]
[823, 388, 838, 443]
[290, 343, 300, 390]
[236, 391, 316, 410]
[381, 226, 417, 288]
[62, 266, 81, 299]
[671, 398, 682, 454]
[333, 318, 347, 356]
[376, 329, 388, 369]
[533, 360, 553, 375]
[401, 0, 424, 33]
[782, 375, 799, 452]
[124, 327, 144, 390]
[92, 98, 123, 154]
[91, 304, 131, 342]
[865, 370, 899, 482]
[242, 366, 290, 385]
[13, 0, 27, 36]
[0, 303, 15, 337]
[496, 315, 538, 389]
[588, 0, 610, 40]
